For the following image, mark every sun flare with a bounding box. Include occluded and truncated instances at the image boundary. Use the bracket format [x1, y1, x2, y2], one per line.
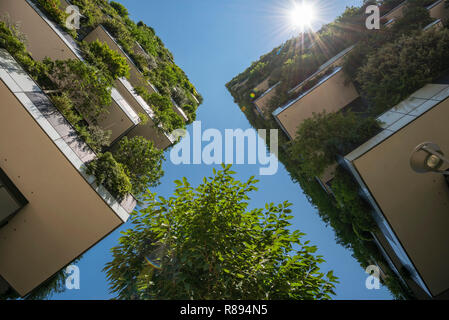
[289, 1, 316, 30]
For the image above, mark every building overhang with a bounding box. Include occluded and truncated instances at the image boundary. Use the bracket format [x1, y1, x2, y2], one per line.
[344, 83, 449, 298]
[253, 81, 280, 104]
[274, 66, 343, 117]
[26, 0, 84, 60]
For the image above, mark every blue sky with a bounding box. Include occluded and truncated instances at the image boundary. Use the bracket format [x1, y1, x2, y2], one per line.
[54, 0, 392, 300]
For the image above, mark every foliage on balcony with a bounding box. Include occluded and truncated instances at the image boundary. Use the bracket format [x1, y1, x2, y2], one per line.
[109, 1, 128, 18]
[82, 39, 130, 80]
[0, 20, 166, 202]
[356, 28, 449, 114]
[134, 87, 184, 132]
[44, 59, 113, 120]
[34, 0, 78, 38]
[288, 112, 380, 177]
[30, 0, 202, 129]
[86, 152, 132, 200]
[113, 136, 165, 197]
[35, 0, 67, 28]
[64, 0, 202, 127]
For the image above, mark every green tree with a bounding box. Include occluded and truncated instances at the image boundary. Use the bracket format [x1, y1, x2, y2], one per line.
[289, 112, 380, 177]
[113, 136, 165, 196]
[104, 166, 337, 300]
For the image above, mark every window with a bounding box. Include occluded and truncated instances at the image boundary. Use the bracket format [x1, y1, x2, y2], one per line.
[0, 167, 27, 226]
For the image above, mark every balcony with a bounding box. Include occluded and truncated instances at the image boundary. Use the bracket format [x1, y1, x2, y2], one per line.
[253, 77, 272, 95]
[252, 82, 280, 119]
[0, 0, 142, 145]
[0, 49, 136, 297]
[114, 77, 175, 149]
[423, 18, 444, 31]
[273, 66, 359, 140]
[380, 1, 448, 28]
[288, 45, 355, 95]
[427, 0, 449, 21]
[380, 1, 407, 27]
[83, 25, 189, 122]
[343, 83, 449, 299]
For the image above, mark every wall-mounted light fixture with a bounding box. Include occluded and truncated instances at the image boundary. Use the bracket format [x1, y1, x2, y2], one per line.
[410, 142, 449, 186]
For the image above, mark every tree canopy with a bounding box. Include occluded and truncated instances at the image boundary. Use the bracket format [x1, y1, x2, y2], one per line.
[104, 166, 338, 300]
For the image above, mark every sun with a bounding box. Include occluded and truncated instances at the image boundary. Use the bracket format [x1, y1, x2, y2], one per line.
[289, 1, 316, 30]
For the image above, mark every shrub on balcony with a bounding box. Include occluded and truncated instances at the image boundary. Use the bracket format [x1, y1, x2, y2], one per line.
[113, 136, 165, 196]
[35, 0, 67, 27]
[110, 1, 129, 18]
[356, 28, 449, 114]
[86, 152, 132, 200]
[43, 59, 113, 121]
[51, 93, 111, 152]
[0, 21, 48, 82]
[289, 112, 380, 177]
[331, 167, 377, 236]
[134, 88, 184, 132]
[82, 40, 130, 80]
[391, 1, 434, 35]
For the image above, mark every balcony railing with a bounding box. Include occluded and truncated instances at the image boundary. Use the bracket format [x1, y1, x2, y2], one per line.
[288, 45, 354, 95]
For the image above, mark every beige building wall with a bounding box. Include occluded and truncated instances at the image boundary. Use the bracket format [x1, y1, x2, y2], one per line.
[0, 80, 123, 296]
[127, 125, 172, 150]
[382, 2, 406, 22]
[95, 99, 136, 144]
[374, 231, 430, 299]
[290, 52, 349, 95]
[113, 80, 171, 149]
[253, 77, 271, 94]
[353, 99, 449, 296]
[428, 0, 449, 20]
[275, 70, 359, 140]
[0, 0, 78, 61]
[115, 80, 145, 115]
[253, 84, 278, 118]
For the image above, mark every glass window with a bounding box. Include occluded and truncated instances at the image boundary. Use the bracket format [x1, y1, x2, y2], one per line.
[0, 168, 27, 226]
